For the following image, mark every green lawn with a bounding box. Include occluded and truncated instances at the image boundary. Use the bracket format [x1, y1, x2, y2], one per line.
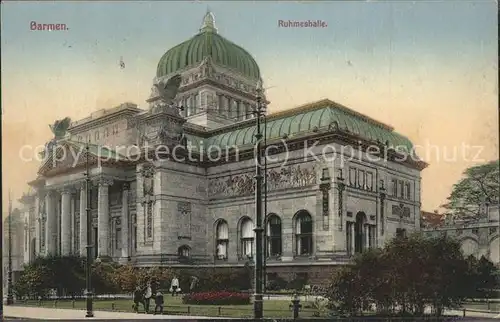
[16, 295, 320, 318]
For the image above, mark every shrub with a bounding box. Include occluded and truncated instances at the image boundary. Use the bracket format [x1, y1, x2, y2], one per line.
[287, 273, 308, 291]
[326, 233, 478, 317]
[182, 291, 251, 305]
[266, 275, 288, 291]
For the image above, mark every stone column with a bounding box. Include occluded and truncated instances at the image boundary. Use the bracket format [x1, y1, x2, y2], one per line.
[97, 179, 111, 258]
[79, 184, 87, 256]
[61, 189, 72, 255]
[120, 183, 130, 262]
[45, 191, 57, 256]
[34, 195, 40, 255]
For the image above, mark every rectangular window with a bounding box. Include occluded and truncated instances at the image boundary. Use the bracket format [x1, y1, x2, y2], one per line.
[145, 202, 153, 240]
[218, 95, 223, 114]
[134, 225, 137, 250]
[406, 183, 411, 200]
[242, 238, 254, 259]
[392, 179, 398, 197]
[195, 94, 200, 112]
[358, 170, 365, 189]
[115, 228, 121, 249]
[236, 101, 243, 120]
[399, 181, 404, 198]
[396, 228, 406, 238]
[369, 226, 376, 248]
[349, 168, 357, 186]
[392, 205, 401, 218]
[207, 93, 214, 112]
[366, 172, 373, 191]
[346, 222, 353, 255]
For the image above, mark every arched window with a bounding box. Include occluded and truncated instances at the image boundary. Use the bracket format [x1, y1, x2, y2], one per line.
[266, 215, 282, 257]
[178, 245, 190, 258]
[215, 220, 229, 260]
[295, 211, 313, 256]
[95, 131, 100, 141]
[104, 128, 109, 137]
[240, 218, 254, 259]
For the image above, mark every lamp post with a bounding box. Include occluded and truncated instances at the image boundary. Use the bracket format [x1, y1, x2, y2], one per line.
[6, 190, 14, 305]
[262, 99, 268, 295]
[253, 81, 265, 319]
[84, 142, 94, 318]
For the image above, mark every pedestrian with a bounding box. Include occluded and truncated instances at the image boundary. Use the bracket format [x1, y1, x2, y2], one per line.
[154, 290, 164, 315]
[144, 282, 152, 313]
[189, 276, 199, 292]
[170, 276, 180, 296]
[132, 285, 143, 313]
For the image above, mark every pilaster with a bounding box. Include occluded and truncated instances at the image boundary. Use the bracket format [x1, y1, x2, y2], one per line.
[34, 195, 41, 256]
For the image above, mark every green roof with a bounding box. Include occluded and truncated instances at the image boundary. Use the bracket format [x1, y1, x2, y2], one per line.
[156, 12, 260, 80]
[186, 100, 414, 153]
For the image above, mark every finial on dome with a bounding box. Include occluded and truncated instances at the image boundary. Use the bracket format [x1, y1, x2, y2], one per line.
[200, 10, 217, 34]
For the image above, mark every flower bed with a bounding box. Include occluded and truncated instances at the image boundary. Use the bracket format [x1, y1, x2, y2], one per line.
[182, 291, 251, 305]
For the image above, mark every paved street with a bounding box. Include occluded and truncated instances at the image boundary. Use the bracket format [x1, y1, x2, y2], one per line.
[4, 306, 226, 320]
[4, 305, 499, 320]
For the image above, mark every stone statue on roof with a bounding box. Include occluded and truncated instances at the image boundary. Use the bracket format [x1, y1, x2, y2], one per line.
[49, 117, 71, 139]
[153, 74, 182, 105]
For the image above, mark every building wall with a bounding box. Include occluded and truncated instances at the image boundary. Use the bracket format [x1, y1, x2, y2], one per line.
[422, 222, 499, 265]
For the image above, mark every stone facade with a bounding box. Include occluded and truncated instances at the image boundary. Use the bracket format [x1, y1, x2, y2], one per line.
[17, 12, 427, 285]
[421, 205, 499, 265]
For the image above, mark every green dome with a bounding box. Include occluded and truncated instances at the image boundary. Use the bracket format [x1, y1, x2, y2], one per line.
[156, 12, 260, 80]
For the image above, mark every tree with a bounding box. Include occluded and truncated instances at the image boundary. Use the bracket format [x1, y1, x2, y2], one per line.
[442, 160, 499, 219]
[326, 233, 473, 317]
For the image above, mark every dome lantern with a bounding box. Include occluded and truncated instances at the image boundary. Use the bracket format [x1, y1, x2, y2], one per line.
[200, 11, 217, 34]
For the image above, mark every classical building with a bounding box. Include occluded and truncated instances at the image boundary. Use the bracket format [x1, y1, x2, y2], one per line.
[421, 205, 500, 266]
[18, 12, 427, 283]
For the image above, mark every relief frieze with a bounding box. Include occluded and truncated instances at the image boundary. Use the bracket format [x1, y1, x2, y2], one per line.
[208, 164, 316, 198]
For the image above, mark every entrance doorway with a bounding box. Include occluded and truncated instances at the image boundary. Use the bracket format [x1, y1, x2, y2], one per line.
[355, 212, 367, 253]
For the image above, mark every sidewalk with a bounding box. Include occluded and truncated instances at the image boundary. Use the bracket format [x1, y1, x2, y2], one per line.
[4, 306, 225, 320]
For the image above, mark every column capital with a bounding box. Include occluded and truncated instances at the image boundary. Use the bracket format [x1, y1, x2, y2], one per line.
[96, 177, 113, 187]
[59, 187, 75, 195]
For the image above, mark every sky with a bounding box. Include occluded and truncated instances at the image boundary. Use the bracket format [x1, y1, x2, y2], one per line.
[1, 1, 498, 216]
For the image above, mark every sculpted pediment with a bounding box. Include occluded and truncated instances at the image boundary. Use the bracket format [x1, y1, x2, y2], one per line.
[38, 141, 92, 176]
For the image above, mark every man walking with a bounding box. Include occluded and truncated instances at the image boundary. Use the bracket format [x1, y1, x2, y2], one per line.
[154, 290, 164, 315]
